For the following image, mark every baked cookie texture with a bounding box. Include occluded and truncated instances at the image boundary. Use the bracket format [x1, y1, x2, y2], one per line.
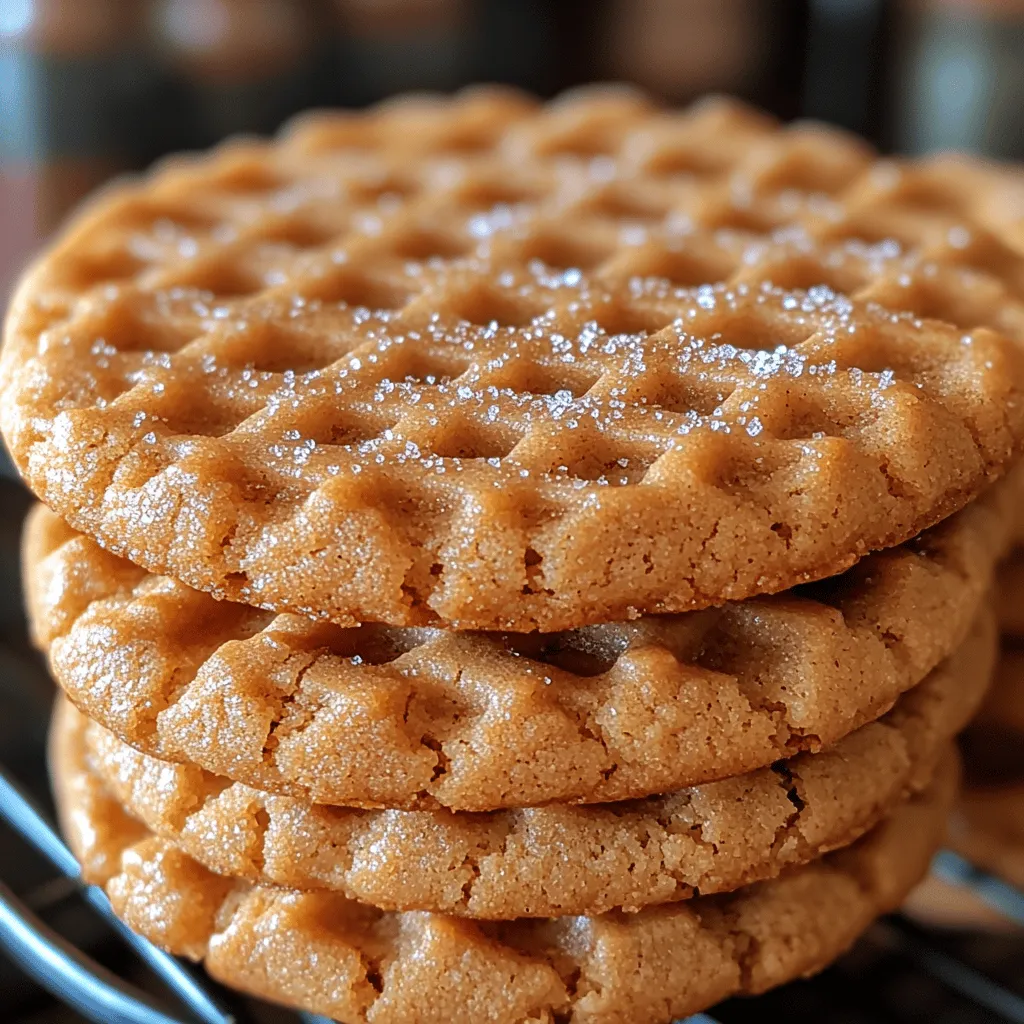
[11, 87, 1023, 1021]
[22, 477, 1010, 810]
[50, 697, 958, 1024]
[5, 88, 1024, 632]
[66, 600, 991, 917]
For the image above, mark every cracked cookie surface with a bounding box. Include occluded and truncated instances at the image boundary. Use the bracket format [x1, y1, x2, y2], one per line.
[64, 606, 991, 916]
[6, 88, 1024, 632]
[51, 694, 958, 1024]
[24, 473, 1012, 810]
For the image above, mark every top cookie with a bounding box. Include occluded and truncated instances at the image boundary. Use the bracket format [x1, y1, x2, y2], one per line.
[5, 88, 1024, 630]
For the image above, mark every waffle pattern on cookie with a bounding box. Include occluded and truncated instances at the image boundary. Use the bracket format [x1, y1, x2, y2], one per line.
[24, 473, 1010, 810]
[70, 606, 992, 917]
[5, 88, 1024, 630]
[51, 700, 957, 1024]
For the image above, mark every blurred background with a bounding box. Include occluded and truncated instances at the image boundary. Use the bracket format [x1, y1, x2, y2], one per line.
[2, 1, 1024, 1021]
[5, 0, 1024, 306]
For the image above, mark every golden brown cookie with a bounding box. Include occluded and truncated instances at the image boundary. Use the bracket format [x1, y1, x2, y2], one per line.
[24, 480, 1010, 811]
[66, 603, 990, 917]
[5, 88, 1024, 632]
[51, 694, 958, 1024]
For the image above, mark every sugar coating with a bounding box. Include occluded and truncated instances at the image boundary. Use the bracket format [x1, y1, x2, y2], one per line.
[71, 608, 992, 918]
[6, 88, 1024, 630]
[24, 471, 1013, 811]
[51, 697, 957, 1024]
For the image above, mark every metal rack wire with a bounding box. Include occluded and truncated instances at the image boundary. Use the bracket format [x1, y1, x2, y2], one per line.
[1, 758, 1023, 1024]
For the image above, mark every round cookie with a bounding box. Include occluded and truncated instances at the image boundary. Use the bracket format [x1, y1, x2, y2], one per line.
[65, 603, 991, 917]
[51, 699, 958, 1024]
[24, 473, 1012, 811]
[6, 89, 1024, 632]
[952, 646, 1024, 888]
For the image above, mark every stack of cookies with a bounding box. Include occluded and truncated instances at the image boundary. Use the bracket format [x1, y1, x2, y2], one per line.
[4, 88, 1024, 1023]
